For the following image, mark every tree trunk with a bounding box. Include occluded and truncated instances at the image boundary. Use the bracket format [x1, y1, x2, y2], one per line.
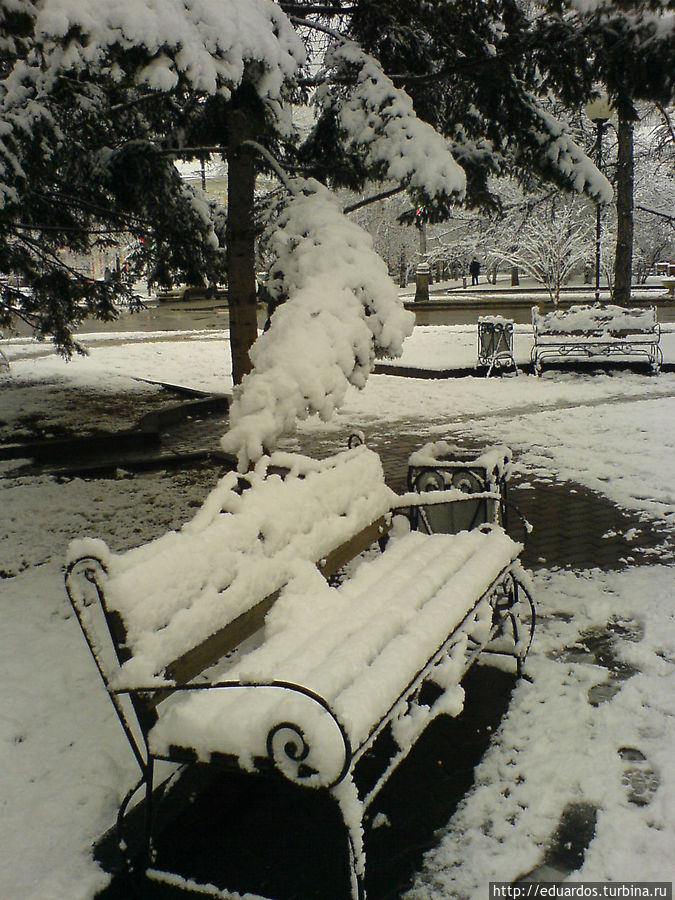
[227, 110, 260, 386]
[614, 110, 634, 305]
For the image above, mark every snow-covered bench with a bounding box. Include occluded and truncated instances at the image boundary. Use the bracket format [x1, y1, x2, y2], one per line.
[65, 444, 534, 900]
[531, 304, 662, 374]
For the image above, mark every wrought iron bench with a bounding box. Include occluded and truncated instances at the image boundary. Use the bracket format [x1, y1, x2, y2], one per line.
[531, 304, 662, 374]
[65, 443, 534, 900]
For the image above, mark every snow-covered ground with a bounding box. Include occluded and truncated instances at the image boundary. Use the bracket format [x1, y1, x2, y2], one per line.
[1, 323, 674, 899]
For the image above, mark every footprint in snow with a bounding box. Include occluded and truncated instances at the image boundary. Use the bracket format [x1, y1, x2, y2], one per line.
[618, 747, 660, 806]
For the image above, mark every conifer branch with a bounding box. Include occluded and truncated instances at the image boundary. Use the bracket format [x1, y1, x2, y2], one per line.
[343, 185, 405, 214]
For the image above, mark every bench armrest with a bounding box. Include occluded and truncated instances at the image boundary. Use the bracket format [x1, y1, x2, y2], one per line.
[393, 488, 502, 508]
[113, 679, 353, 789]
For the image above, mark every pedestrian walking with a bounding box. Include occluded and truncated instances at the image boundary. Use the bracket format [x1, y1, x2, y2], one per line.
[469, 257, 481, 286]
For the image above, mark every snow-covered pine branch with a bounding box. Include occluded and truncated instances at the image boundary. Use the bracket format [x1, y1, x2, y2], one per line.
[221, 178, 415, 470]
[527, 101, 614, 204]
[219, 23, 476, 465]
[0, 0, 309, 354]
[315, 39, 467, 209]
[0, 0, 305, 216]
[565, 0, 675, 41]
[28, 0, 305, 104]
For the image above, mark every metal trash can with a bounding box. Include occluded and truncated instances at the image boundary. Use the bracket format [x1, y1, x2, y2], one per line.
[477, 316, 516, 376]
[407, 441, 512, 535]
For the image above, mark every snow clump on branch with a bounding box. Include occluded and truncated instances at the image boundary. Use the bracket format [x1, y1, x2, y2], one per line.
[317, 40, 466, 205]
[221, 179, 415, 471]
[29, 0, 305, 102]
[530, 103, 613, 204]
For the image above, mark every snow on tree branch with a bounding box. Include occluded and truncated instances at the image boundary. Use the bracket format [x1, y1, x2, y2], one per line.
[529, 102, 614, 203]
[565, 0, 674, 35]
[316, 39, 466, 205]
[0, 0, 306, 211]
[221, 178, 415, 470]
[491, 198, 593, 304]
[26, 0, 305, 101]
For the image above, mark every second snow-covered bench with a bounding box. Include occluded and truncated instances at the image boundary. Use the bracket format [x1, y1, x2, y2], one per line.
[65, 444, 534, 900]
[531, 304, 662, 374]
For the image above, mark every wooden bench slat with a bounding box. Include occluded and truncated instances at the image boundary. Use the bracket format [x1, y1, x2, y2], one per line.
[317, 516, 390, 579]
[158, 590, 280, 702]
[156, 515, 391, 698]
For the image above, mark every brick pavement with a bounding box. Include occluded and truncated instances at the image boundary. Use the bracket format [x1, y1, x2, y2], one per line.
[508, 477, 674, 570]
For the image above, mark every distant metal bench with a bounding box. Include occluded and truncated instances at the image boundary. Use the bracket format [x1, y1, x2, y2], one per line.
[66, 444, 534, 899]
[531, 304, 662, 374]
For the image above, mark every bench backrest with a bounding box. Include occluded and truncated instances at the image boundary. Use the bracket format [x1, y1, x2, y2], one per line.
[66, 446, 394, 718]
[532, 304, 658, 337]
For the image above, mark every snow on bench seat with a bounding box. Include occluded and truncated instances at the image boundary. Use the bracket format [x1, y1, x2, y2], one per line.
[533, 304, 658, 340]
[531, 304, 662, 373]
[533, 305, 656, 337]
[67, 446, 395, 686]
[147, 525, 523, 785]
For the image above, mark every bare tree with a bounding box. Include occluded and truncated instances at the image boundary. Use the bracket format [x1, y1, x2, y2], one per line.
[492, 198, 593, 303]
[633, 109, 675, 282]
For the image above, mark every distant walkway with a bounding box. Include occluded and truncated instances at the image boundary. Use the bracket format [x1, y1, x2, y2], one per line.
[399, 273, 669, 300]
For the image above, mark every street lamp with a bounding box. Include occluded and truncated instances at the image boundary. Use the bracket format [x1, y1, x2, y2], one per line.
[585, 95, 613, 303]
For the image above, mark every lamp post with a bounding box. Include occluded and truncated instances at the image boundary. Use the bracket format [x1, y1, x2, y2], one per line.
[585, 95, 613, 304]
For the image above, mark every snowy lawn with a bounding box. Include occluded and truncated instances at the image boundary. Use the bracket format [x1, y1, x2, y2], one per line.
[1, 324, 674, 899]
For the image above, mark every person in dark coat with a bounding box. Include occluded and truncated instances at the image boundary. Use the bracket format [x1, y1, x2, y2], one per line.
[469, 257, 481, 285]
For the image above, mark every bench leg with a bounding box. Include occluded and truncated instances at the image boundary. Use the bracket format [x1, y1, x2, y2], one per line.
[482, 569, 536, 676]
[333, 778, 366, 900]
[143, 757, 155, 871]
[112, 762, 157, 893]
[346, 828, 366, 900]
[651, 344, 663, 374]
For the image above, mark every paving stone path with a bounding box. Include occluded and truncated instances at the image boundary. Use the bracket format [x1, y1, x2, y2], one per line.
[7, 380, 664, 900]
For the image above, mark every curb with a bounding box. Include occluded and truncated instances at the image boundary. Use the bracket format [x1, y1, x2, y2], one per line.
[32, 449, 237, 479]
[374, 361, 675, 378]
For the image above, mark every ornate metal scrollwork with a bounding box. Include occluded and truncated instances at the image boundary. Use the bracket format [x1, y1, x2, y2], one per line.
[65, 555, 108, 609]
[252, 681, 352, 788]
[266, 721, 319, 781]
